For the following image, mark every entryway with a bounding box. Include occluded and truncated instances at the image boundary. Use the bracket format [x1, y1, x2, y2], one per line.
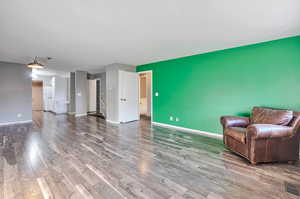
[138, 71, 152, 120]
[32, 80, 43, 112]
[88, 79, 105, 119]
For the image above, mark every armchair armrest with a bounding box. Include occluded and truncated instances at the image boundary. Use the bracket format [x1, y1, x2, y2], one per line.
[247, 124, 294, 139]
[220, 116, 250, 128]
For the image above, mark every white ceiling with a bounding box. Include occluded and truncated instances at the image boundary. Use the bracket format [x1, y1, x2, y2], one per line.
[0, 0, 300, 72]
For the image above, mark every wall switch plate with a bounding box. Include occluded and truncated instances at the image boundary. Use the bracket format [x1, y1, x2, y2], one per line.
[155, 92, 159, 96]
[77, 92, 82, 96]
[17, 113, 22, 118]
[176, 117, 180, 122]
[170, 116, 173, 121]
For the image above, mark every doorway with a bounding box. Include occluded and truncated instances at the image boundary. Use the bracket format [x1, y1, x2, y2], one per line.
[32, 80, 43, 111]
[88, 79, 105, 119]
[138, 71, 152, 120]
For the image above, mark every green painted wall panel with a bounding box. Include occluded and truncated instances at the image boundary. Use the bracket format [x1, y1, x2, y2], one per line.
[137, 36, 300, 134]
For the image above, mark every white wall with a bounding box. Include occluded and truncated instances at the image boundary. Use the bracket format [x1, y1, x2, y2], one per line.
[106, 69, 119, 122]
[75, 71, 88, 116]
[53, 76, 68, 114]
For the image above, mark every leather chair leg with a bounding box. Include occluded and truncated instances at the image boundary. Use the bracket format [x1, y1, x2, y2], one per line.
[288, 160, 297, 165]
[250, 160, 258, 165]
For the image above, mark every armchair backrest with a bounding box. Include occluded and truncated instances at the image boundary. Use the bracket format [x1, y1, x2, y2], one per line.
[289, 111, 300, 127]
[251, 107, 293, 126]
[289, 111, 300, 137]
[250, 107, 300, 137]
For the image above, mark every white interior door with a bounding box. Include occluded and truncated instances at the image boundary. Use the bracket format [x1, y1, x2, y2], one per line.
[119, 71, 139, 123]
[88, 80, 97, 112]
[43, 86, 52, 111]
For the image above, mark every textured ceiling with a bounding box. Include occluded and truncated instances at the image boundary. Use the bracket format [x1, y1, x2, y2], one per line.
[0, 0, 300, 72]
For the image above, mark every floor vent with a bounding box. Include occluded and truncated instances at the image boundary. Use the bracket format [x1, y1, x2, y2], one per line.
[285, 182, 300, 196]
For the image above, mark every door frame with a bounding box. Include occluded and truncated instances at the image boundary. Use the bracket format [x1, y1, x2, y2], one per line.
[95, 78, 102, 114]
[137, 70, 153, 123]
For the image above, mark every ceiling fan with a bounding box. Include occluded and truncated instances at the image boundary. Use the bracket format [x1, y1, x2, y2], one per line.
[27, 56, 52, 69]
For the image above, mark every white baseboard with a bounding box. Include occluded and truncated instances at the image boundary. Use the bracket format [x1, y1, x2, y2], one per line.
[0, 120, 33, 126]
[151, 122, 223, 139]
[68, 112, 76, 115]
[75, 113, 87, 117]
[106, 120, 120, 124]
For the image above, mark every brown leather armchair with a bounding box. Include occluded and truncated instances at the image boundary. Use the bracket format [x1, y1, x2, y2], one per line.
[221, 107, 300, 164]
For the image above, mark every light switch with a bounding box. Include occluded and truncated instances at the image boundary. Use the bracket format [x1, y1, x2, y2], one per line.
[155, 92, 159, 96]
[77, 92, 82, 96]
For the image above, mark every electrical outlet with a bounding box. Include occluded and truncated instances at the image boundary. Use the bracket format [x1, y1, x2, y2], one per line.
[170, 116, 174, 121]
[17, 113, 22, 118]
[176, 117, 180, 122]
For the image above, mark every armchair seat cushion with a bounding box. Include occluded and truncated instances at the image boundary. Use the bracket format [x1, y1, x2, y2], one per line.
[247, 124, 294, 139]
[225, 127, 247, 144]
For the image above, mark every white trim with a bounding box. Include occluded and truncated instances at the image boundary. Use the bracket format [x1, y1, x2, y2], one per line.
[0, 120, 33, 126]
[75, 113, 87, 117]
[106, 120, 120, 124]
[68, 112, 76, 115]
[138, 70, 153, 123]
[152, 122, 223, 139]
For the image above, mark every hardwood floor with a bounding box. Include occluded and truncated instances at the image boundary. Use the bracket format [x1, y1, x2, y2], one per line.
[0, 112, 300, 199]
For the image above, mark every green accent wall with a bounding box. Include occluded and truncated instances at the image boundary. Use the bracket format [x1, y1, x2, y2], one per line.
[137, 36, 300, 134]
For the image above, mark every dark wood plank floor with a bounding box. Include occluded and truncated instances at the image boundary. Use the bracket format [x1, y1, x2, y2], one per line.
[0, 112, 300, 199]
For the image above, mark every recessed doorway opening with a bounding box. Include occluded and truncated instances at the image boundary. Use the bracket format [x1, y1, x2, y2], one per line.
[32, 80, 44, 112]
[88, 79, 105, 119]
[138, 71, 152, 121]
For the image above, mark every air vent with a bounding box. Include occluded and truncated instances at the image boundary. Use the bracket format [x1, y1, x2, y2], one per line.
[285, 182, 300, 196]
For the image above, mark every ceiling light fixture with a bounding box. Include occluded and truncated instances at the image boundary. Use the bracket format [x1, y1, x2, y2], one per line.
[27, 56, 45, 69]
